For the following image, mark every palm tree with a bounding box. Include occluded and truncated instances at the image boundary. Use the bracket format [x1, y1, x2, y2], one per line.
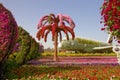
[36, 13, 75, 61]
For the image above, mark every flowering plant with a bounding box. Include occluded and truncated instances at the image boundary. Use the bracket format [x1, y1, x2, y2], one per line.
[0, 3, 18, 61]
[101, 0, 120, 43]
[0, 3, 18, 79]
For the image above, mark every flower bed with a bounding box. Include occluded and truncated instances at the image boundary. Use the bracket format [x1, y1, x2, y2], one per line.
[6, 64, 120, 80]
[5, 56, 120, 79]
[27, 56, 118, 66]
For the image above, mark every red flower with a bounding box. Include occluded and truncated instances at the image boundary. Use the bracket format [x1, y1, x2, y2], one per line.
[113, 8, 117, 15]
[118, 40, 120, 43]
[113, 24, 119, 29]
[101, 28, 105, 31]
[118, 11, 120, 16]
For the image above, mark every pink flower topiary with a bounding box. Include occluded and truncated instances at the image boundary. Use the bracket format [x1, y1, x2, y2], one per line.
[0, 3, 18, 79]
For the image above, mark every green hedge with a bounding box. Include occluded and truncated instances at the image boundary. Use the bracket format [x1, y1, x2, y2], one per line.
[6, 26, 40, 66]
[16, 27, 31, 64]
[4, 26, 41, 78]
[26, 38, 39, 61]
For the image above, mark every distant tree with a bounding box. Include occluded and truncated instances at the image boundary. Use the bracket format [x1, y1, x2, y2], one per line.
[60, 38, 112, 53]
[0, 3, 18, 79]
[61, 39, 79, 51]
[36, 13, 75, 61]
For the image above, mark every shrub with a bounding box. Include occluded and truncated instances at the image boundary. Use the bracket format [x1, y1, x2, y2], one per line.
[0, 3, 18, 79]
[14, 27, 31, 65]
[27, 38, 40, 60]
[5, 27, 40, 76]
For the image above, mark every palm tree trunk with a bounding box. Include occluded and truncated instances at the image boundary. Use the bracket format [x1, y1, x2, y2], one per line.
[53, 32, 58, 61]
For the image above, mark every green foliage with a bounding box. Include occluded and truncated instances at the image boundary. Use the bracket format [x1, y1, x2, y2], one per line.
[4, 59, 19, 79]
[4, 26, 40, 76]
[12, 26, 40, 64]
[27, 38, 40, 61]
[13, 27, 32, 64]
[60, 37, 112, 53]
[41, 52, 115, 57]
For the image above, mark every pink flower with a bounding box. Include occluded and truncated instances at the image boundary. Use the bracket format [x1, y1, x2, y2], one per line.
[57, 14, 75, 29]
[0, 3, 18, 61]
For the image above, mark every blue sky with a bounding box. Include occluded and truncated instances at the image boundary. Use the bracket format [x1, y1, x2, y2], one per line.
[1, 0, 109, 48]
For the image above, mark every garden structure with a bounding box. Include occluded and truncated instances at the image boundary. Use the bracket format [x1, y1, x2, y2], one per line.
[36, 13, 75, 61]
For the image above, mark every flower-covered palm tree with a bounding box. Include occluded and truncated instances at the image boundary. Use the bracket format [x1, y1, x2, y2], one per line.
[0, 3, 18, 79]
[36, 13, 75, 61]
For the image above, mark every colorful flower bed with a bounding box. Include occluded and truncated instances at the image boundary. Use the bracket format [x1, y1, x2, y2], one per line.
[5, 56, 120, 80]
[6, 64, 120, 80]
[27, 56, 118, 66]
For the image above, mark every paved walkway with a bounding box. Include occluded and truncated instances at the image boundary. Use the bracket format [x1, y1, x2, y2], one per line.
[27, 56, 119, 66]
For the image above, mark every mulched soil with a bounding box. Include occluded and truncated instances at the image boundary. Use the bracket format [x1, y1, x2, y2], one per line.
[27, 56, 119, 66]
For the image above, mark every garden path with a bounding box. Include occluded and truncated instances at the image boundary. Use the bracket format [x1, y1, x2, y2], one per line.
[27, 56, 118, 66]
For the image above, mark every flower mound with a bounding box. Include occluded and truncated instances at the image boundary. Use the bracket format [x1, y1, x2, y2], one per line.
[0, 3, 18, 62]
[101, 0, 120, 42]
